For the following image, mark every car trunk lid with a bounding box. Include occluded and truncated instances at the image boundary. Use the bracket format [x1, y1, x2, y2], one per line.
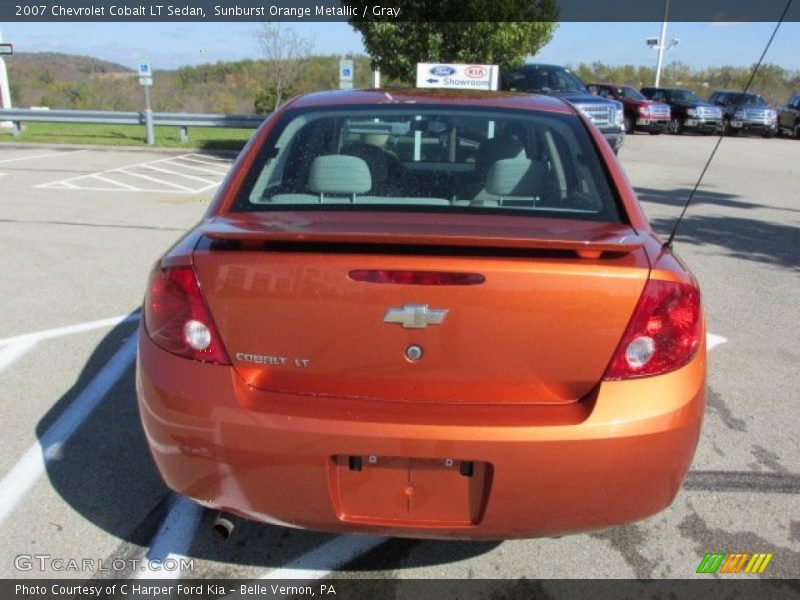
[192, 212, 650, 405]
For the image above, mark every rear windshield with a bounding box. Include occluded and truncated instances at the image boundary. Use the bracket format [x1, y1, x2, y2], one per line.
[232, 106, 623, 223]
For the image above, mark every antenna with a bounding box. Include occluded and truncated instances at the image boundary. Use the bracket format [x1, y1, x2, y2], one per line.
[663, 0, 793, 250]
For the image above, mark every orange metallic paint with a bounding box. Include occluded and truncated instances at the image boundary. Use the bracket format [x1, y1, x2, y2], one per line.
[137, 89, 706, 539]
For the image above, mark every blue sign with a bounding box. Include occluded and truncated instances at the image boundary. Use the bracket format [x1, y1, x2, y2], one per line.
[429, 65, 456, 77]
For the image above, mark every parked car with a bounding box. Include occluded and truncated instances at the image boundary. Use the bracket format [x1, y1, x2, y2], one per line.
[640, 87, 722, 135]
[776, 94, 800, 138]
[708, 90, 778, 137]
[501, 63, 625, 153]
[590, 83, 670, 134]
[137, 86, 706, 540]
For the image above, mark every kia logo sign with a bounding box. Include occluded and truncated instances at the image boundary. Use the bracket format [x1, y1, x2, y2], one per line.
[429, 65, 457, 77]
[465, 66, 488, 78]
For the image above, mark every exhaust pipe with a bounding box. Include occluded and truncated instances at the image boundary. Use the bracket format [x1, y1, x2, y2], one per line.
[211, 513, 234, 541]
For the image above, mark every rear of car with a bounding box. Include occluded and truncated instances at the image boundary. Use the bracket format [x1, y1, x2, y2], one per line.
[136, 90, 705, 539]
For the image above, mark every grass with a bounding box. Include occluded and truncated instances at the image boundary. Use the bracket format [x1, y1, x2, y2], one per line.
[0, 121, 254, 151]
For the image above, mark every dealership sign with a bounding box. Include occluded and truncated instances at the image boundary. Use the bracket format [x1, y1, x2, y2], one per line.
[416, 63, 499, 91]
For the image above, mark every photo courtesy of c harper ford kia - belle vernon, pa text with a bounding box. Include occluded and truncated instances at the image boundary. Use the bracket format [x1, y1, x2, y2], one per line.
[0, 0, 798, 599]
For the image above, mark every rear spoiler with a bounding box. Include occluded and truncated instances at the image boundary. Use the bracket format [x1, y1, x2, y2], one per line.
[203, 223, 644, 259]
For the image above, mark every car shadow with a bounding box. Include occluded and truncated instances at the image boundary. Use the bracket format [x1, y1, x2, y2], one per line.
[635, 187, 800, 271]
[36, 313, 498, 573]
[635, 186, 800, 214]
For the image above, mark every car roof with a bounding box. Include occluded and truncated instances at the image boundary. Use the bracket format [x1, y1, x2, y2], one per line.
[285, 88, 576, 115]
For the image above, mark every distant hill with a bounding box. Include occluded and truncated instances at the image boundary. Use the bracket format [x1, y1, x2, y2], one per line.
[4, 51, 374, 113]
[9, 52, 132, 81]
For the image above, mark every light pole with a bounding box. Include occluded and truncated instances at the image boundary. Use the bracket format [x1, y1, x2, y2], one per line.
[651, 0, 679, 87]
[0, 30, 13, 129]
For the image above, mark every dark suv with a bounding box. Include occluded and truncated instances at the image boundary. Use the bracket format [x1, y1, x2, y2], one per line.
[590, 83, 671, 134]
[640, 87, 722, 135]
[502, 64, 625, 153]
[708, 91, 777, 137]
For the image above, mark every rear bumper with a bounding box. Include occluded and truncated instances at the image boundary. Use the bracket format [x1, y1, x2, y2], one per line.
[136, 328, 705, 540]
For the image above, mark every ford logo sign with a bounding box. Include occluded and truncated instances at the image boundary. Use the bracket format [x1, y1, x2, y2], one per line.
[429, 65, 456, 77]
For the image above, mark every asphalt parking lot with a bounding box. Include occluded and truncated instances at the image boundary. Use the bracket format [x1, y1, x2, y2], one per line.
[0, 133, 798, 586]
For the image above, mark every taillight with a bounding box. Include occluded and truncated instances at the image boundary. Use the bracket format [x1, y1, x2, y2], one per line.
[144, 266, 230, 364]
[603, 279, 702, 380]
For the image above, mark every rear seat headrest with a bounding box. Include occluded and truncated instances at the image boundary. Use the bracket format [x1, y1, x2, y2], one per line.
[309, 155, 372, 195]
[485, 158, 544, 197]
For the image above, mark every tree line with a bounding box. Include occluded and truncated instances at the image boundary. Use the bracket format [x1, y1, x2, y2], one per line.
[7, 53, 798, 115]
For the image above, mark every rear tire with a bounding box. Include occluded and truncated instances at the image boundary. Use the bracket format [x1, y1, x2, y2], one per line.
[668, 118, 683, 135]
[649, 131, 662, 135]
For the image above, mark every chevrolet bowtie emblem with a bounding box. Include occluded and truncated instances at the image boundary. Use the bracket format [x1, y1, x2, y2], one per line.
[383, 304, 449, 329]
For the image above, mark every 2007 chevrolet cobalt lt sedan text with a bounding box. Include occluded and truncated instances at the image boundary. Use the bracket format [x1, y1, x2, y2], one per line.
[136, 88, 705, 540]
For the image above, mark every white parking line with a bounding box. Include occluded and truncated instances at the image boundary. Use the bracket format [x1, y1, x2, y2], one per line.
[137, 496, 203, 579]
[164, 158, 230, 175]
[0, 149, 89, 165]
[0, 313, 139, 347]
[118, 169, 196, 192]
[258, 535, 388, 581]
[140, 163, 218, 185]
[0, 339, 38, 374]
[0, 334, 137, 526]
[707, 333, 728, 350]
[36, 154, 230, 194]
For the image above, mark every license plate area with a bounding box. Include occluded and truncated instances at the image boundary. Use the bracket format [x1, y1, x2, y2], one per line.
[330, 455, 491, 526]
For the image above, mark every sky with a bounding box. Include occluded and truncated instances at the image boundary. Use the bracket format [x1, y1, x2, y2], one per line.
[1, 21, 798, 73]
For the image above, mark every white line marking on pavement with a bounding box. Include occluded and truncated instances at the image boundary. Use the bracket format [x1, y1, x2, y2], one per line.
[118, 168, 196, 191]
[164, 157, 230, 175]
[138, 496, 203, 579]
[0, 334, 137, 526]
[222, 535, 388, 598]
[92, 173, 142, 191]
[707, 333, 727, 351]
[0, 339, 38, 374]
[35, 154, 230, 195]
[0, 313, 139, 347]
[0, 149, 89, 165]
[260, 535, 388, 580]
[140, 162, 217, 184]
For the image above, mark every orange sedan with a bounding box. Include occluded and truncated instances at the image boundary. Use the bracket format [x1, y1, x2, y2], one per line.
[136, 88, 705, 539]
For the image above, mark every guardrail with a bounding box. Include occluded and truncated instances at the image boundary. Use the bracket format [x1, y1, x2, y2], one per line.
[0, 108, 267, 144]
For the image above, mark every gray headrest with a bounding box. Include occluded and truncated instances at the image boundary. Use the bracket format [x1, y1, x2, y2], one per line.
[309, 155, 372, 195]
[476, 136, 525, 177]
[341, 143, 389, 183]
[485, 158, 544, 197]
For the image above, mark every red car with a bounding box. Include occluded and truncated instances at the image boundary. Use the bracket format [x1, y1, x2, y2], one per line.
[591, 83, 671, 135]
[137, 88, 705, 540]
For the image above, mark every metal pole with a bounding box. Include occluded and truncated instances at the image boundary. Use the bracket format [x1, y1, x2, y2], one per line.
[373, 68, 380, 89]
[0, 30, 13, 130]
[654, 0, 670, 87]
[144, 84, 155, 145]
